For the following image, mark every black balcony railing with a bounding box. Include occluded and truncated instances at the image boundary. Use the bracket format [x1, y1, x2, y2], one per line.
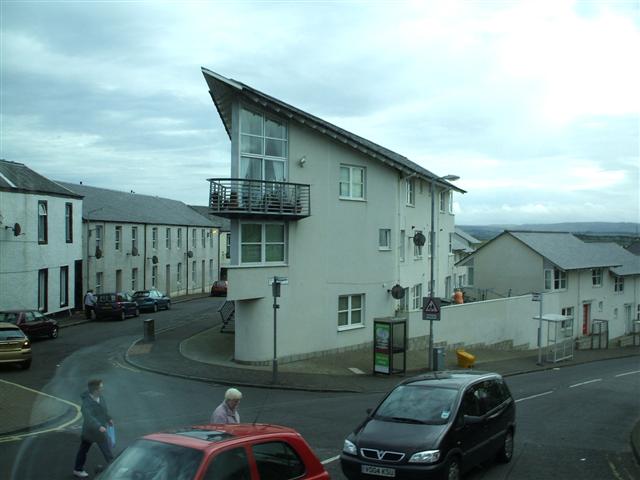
[208, 178, 311, 220]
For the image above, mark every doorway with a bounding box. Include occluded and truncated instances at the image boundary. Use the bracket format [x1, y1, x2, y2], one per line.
[74, 260, 83, 309]
[165, 264, 171, 296]
[582, 303, 591, 335]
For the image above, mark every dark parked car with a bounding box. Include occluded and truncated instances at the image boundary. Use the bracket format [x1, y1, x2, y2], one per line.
[133, 289, 171, 312]
[94, 292, 139, 321]
[0, 322, 32, 369]
[0, 310, 59, 339]
[97, 423, 330, 480]
[210, 280, 228, 297]
[341, 371, 516, 480]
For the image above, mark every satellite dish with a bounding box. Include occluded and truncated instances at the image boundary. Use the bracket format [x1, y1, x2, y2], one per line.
[13, 223, 21, 236]
[391, 284, 405, 299]
[187, 250, 194, 258]
[413, 232, 426, 247]
[132, 247, 139, 256]
[95, 247, 103, 259]
[152, 255, 158, 264]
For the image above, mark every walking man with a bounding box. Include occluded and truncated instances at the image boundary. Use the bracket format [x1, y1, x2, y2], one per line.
[210, 387, 242, 424]
[73, 379, 114, 478]
[84, 290, 96, 320]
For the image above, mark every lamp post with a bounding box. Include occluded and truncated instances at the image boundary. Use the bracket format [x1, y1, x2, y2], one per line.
[428, 174, 460, 370]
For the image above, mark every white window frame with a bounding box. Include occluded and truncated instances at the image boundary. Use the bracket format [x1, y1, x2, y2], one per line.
[448, 233, 453, 254]
[177, 263, 182, 285]
[591, 268, 602, 287]
[38, 201, 48, 244]
[614, 276, 624, 293]
[132, 226, 138, 251]
[177, 228, 182, 249]
[131, 268, 138, 291]
[152, 227, 158, 250]
[240, 222, 286, 265]
[192, 229, 196, 248]
[379, 229, 391, 250]
[400, 230, 405, 262]
[191, 261, 196, 282]
[65, 203, 73, 243]
[95, 225, 103, 250]
[412, 283, 422, 310]
[166, 228, 171, 249]
[338, 294, 364, 330]
[151, 265, 158, 288]
[554, 268, 567, 290]
[339, 165, 366, 200]
[439, 191, 446, 213]
[209, 259, 214, 282]
[239, 106, 288, 183]
[115, 226, 121, 251]
[406, 178, 415, 206]
[59, 266, 68, 307]
[96, 272, 103, 294]
[467, 266, 474, 286]
[560, 307, 574, 337]
[448, 191, 454, 214]
[201, 229, 206, 248]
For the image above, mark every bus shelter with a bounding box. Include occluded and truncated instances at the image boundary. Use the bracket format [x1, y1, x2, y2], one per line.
[533, 313, 574, 363]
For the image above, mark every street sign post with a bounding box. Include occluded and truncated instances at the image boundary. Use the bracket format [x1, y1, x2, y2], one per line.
[271, 276, 288, 384]
[532, 292, 543, 365]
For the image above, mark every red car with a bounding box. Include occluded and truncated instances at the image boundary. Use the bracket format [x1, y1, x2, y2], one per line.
[0, 310, 59, 340]
[210, 280, 228, 297]
[98, 423, 329, 480]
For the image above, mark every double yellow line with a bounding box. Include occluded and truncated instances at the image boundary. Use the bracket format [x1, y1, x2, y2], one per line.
[0, 379, 81, 443]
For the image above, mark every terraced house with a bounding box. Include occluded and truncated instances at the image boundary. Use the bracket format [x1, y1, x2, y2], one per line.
[202, 68, 465, 363]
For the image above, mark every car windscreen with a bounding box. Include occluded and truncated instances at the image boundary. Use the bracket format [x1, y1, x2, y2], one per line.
[133, 292, 150, 297]
[98, 439, 203, 480]
[0, 313, 19, 324]
[374, 384, 459, 425]
[0, 328, 26, 340]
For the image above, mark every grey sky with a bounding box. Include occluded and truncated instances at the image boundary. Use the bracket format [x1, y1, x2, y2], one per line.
[1, 1, 638, 225]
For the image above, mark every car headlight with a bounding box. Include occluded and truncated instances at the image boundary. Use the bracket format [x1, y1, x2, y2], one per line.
[408, 449, 440, 463]
[343, 439, 357, 455]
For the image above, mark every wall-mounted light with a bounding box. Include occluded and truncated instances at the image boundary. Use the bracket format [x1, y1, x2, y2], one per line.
[298, 156, 307, 167]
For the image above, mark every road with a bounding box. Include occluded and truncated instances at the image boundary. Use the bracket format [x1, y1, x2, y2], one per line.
[0, 297, 638, 479]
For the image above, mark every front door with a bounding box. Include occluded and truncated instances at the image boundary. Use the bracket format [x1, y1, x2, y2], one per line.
[624, 305, 633, 334]
[115, 269, 122, 292]
[582, 303, 591, 335]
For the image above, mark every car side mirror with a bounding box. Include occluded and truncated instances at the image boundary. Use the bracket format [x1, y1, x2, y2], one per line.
[463, 414, 483, 425]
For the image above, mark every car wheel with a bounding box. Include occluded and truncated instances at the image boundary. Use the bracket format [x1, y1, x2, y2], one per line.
[497, 429, 514, 463]
[49, 327, 59, 339]
[443, 456, 461, 480]
[21, 359, 32, 370]
[153, 303, 158, 313]
[165, 301, 171, 310]
[120, 311, 126, 321]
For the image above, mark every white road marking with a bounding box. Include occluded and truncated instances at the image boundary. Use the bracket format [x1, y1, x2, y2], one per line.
[0, 379, 81, 443]
[569, 378, 602, 388]
[615, 370, 640, 378]
[348, 367, 365, 375]
[515, 390, 554, 403]
[112, 358, 140, 373]
[321, 455, 341, 465]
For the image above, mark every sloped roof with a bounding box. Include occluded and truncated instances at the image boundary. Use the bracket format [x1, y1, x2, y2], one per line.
[201, 68, 465, 194]
[58, 182, 215, 227]
[189, 206, 230, 231]
[509, 231, 639, 273]
[0, 159, 81, 198]
[452, 237, 474, 253]
[454, 227, 481, 244]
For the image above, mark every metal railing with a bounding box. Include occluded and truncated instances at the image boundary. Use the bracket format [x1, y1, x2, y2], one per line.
[208, 178, 311, 219]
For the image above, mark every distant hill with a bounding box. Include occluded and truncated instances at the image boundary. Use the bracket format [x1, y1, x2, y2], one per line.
[459, 222, 640, 243]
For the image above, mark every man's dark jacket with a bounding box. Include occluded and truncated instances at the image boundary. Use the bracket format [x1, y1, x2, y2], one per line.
[80, 391, 111, 443]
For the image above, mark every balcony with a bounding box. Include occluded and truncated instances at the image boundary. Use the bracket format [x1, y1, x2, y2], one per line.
[208, 178, 311, 220]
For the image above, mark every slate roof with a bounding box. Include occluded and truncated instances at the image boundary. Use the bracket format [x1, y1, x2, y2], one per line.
[452, 237, 475, 254]
[509, 231, 640, 274]
[58, 182, 215, 227]
[455, 227, 481, 245]
[0, 160, 81, 198]
[201, 68, 465, 194]
[189, 206, 230, 231]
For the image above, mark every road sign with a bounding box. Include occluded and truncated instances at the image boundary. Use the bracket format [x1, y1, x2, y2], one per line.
[532, 292, 541, 302]
[422, 297, 441, 321]
[268, 277, 289, 285]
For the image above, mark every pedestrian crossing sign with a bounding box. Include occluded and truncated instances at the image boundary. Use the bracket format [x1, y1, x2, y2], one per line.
[422, 297, 441, 321]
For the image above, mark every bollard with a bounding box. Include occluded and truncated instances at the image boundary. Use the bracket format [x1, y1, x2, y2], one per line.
[143, 318, 155, 342]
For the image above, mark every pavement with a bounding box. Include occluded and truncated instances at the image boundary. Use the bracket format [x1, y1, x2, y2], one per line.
[2, 292, 639, 463]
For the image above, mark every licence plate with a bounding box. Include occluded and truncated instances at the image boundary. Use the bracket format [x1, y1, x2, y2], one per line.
[362, 465, 395, 477]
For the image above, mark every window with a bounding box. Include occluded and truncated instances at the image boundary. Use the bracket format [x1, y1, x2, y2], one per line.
[60, 266, 68, 307]
[239, 107, 288, 185]
[448, 233, 453, 254]
[38, 201, 48, 244]
[131, 268, 138, 291]
[177, 263, 182, 285]
[561, 307, 574, 337]
[439, 190, 446, 213]
[598, 301, 603, 312]
[201, 229, 205, 248]
[398, 287, 410, 312]
[95, 225, 103, 250]
[132, 226, 138, 251]
[192, 261, 196, 282]
[65, 203, 73, 243]
[379, 229, 391, 250]
[445, 276, 452, 298]
[152, 227, 158, 249]
[412, 284, 422, 310]
[448, 191, 454, 214]
[210, 229, 214, 248]
[38, 268, 48, 311]
[177, 228, 182, 249]
[252, 441, 305, 480]
[467, 266, 474, 286]
[96, 272, 103, 294]
[115, 226, 122, 250]
[544, 269, 552, 290]
[614, 276, 624, 293]
[592, 268, 602, 287]
[338, 294, 363, 329]
[202, 446, 250, 480]
[400, 230, 405, 262]
[240, 223, 285, 264]
[339, 165, 365, 200]
[151, 265, 158, 288]
[225, 237, 231, 259]
[545, 268, 566, 290]
[192, 229, 196, 248]
[166, 228, 171, 249]
[406, 178, 415, 205]
[209, 260, 214, 282]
